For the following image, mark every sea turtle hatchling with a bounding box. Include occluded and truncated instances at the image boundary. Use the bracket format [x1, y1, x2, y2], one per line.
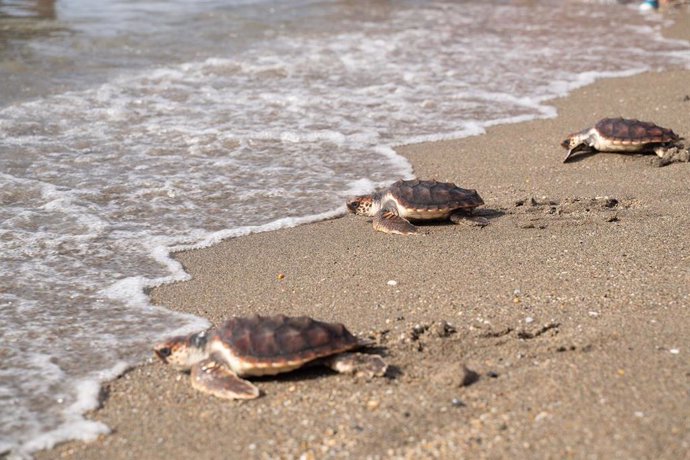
[561, 117, 683, 163]
[346, 179, 487, 235]
[154, 315, 387, 400]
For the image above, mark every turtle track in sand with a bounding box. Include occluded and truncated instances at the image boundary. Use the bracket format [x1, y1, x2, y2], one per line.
[507, 196, 633, 229]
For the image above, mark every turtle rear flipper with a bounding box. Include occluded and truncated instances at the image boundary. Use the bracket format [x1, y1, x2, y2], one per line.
[373, 210, 417, 235]
[324, 352, 387, 378]
[191, 358, 260, 400]
[449, 210, 489, 227]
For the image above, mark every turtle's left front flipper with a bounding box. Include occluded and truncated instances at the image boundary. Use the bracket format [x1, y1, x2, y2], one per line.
[324, 352, 387, 378]
[372, 209, 417, 235]
[191, 357, 260, 400]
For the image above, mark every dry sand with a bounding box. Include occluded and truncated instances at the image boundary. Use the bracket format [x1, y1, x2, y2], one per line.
[39, 10, 690, 460]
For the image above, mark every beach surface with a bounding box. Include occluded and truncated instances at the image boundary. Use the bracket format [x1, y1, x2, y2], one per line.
[38, 11, 690, 460]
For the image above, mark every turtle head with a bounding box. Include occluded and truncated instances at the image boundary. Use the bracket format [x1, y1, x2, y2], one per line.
[561, 129, 595, 163]
[154, 330, 210, 370]
[346, 195, 375, 216]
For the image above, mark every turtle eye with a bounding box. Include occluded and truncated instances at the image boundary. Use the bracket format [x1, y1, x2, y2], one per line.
[156, 347, 172, 359]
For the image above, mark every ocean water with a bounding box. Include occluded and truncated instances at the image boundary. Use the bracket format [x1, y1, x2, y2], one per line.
[1, 0, 689, 457]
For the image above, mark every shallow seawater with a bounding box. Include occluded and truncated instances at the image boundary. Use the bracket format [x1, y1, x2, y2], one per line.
[1, 0, 689, 457]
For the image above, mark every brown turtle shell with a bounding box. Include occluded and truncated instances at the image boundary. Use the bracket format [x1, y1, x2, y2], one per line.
[214, 315, 359, 364]
[388, 179, 484, 211]
[595, 118, 681, 145]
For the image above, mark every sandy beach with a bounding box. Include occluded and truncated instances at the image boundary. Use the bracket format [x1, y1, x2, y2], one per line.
[37, 10, 690, 460]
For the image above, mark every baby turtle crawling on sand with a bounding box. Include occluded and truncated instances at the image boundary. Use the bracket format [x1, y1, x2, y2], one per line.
[347, 179, 487, 235]
[154, 315, 387, 400]
[561, 117, 683, 163]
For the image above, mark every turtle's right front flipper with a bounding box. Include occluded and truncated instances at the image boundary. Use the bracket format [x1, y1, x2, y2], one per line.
[372, 210, 417, 235]
[191, 357, 260, 400]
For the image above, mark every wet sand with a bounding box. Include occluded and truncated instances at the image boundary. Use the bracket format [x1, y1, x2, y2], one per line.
[38, 10, 690, 460]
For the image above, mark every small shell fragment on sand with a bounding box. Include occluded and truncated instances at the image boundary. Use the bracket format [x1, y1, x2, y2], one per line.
[451, 398, 466, 408]
[366, 399, 381, 411]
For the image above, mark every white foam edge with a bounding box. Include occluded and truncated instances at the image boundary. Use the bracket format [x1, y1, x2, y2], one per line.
[11, 362, 130, 459]
[100, 273, 210, 338]
[372, 144, 415, 178]
[98, 206, 367, 343]
[398, 113, 549, 146]
[396, 67, 653, 147]
[543, 67, 649, 99]
[101, 143, 409, 297]
[103, 145, 412, 304]
[165, 206, 349, 254]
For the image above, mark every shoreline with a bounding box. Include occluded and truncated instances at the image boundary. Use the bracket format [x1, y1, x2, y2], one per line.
[37, 11, 690, 460]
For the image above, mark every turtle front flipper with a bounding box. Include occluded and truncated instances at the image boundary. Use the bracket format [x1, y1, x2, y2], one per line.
[562, 148, 577, 163]
[563, 143, 594, 163]
[449, 210, 489, 227]
[324, 352, 387, 379]
[372, 209, 417, 235]
[191, 357, 260, 400]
